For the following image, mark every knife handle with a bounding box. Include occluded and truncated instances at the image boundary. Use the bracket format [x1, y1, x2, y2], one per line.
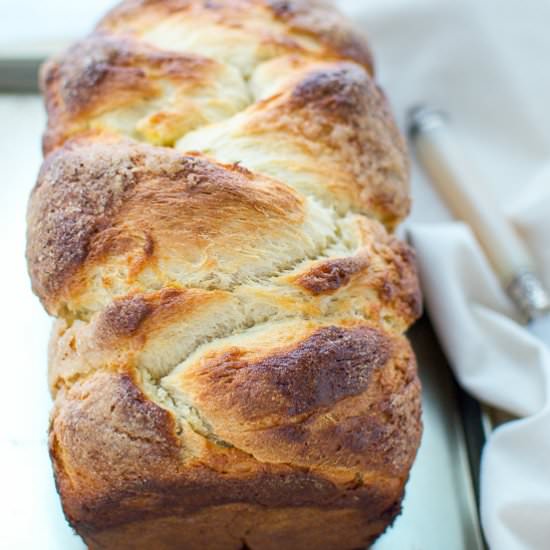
[408, 106, 550, 321]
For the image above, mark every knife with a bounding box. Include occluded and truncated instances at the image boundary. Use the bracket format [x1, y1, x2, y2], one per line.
[408, 106, 550, 345]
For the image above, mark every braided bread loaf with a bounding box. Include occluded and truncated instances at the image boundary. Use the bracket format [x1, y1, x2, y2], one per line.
[26, 1, 422, 548]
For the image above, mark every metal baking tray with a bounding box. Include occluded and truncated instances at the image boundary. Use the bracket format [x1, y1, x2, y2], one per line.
[0, 62, 487, 548]
[375, 316, 487, 549]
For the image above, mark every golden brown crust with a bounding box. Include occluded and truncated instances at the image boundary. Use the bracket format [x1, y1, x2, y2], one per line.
[96, 287, 205, 340]
[188, 325, 391, 421]
[27, 139, 309, 315]
[296, 255, 370, 295]
[85, 506, 390, 550]
[376, 237, 423, 322]
[28, 138, 139, 310]
[175, 59, 410, 225]
[265, 0, 375, 71]
[28, 0, 422, 547]
[41, 34, 226, 153]
[99, 0, 374, 73]
[166, 322, 420, 477]
[50, 366, 414, 537]
[252, 61, 410, 226]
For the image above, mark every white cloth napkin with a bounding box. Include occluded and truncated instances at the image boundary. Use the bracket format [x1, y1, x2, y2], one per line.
[410, 218, 550, 550]
[335, 1, 550, 548]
